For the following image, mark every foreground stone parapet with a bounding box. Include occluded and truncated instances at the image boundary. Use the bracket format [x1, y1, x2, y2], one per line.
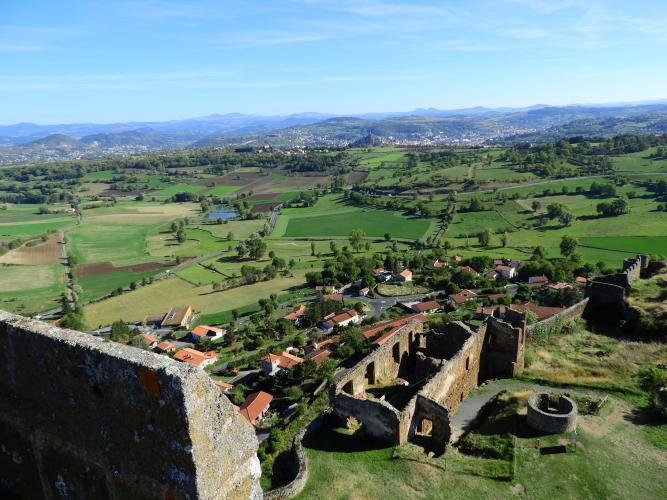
[0, 311, 261, 499]
[527, 393, 577, 434]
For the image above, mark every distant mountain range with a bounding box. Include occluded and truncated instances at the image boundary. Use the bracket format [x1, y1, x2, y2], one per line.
[2, 101, 667, 164]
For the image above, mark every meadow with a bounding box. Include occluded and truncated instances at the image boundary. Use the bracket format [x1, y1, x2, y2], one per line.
[83, 271, 309, 327]
[274, 195, 436, 241]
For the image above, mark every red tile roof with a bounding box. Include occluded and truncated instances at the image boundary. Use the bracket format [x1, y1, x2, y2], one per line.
[314, 336, 341, 350]
[140, 333, 158, 345]
[362, 313, 427, 339]
[511, 302, 564, 321]
[191, 325, 224, 337]
[575, 276, 588, 284]
[239, 391, 273, 424]
[412, 300, 440, 313]
[322, 293, 344, 302]
[156, 341, 176, 352]
[449, 289, 478, 304]
[305, 348, 333, 366]
[372, 326, 403, 346]
[262, 351, 304, 369]
[399, 269, 412, 278]
[528, 275, 549, 284]
[459, 266, 478, 275]
[174, 348, 217, 366]
[433, 259, 447, 268]
[213, 380, 233, 392]
[328, 308, 358, 325]
[283, 304, 307, 321]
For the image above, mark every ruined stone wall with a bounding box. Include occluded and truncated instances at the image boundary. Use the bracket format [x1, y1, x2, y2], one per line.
[420, 322, 485, 414]
[332, 393, 402, 443]
[525, 298, 589, 337]
[331, 320, 423, 397]
[481, 316, 525, 379]
[585, 280, 627, 319]
[0, 311, 261, 500]
[411, 396, 451, 444]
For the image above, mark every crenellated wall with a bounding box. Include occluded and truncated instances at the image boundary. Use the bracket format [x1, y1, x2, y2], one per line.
[0, 311, 261, 500]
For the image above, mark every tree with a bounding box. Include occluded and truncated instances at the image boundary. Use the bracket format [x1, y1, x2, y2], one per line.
[500, 232, 508, 247]
[349, 229, 365, 252]
[560, 235, 578, 257]
[226, 231, 234, 240]
[247, 237, 267, 260]
[478, 228, 491, 247]
[531, 200, 541, 212]
[532, 246, 546, 260]
[236, 242, 247, 258]
[384, 232, 391, 241]
[558, 210, 574, 227]
[176, 230, 186, 243]
[311, 241, 316, 256]
[110, 320, 132, 344]
[329, 241, 337, 254]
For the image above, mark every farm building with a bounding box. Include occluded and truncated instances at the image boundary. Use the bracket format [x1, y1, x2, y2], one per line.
[320, 308, 361, 330]
[449, 289, 478, 305]
[161, 306, 194, 328]
[283, 304, 307, 323]
[187, 325, 225, 343]
[261, 351, 304, 376]
[238, 391, 273, 425]
[173, 348, 217, 368]
[495, 265, 516, 279]
[410, 300, 441, 314]
[393, 269, 413, 282]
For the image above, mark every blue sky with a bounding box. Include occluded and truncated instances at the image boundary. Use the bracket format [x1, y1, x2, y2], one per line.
[1, 0, 666, 123]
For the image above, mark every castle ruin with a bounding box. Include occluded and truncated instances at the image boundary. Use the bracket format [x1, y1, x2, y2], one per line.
[330, 313, 526, 450]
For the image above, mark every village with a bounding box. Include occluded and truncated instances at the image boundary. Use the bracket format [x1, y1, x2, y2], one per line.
[97, 252, 591, 432]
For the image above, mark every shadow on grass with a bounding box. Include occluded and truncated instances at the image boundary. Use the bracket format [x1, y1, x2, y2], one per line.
[303, 416, 392, 453]
[539, 445, 567, 455]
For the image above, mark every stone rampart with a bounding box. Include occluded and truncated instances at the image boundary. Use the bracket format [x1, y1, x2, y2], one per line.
[525, 298, 589, 337]
[526, 393, 577, 433]
[0, 311, 261, 500]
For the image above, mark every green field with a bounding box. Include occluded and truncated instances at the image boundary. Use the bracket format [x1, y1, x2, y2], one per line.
[0, 264, 65, 314]
[282, 208, 434, 240]
[579, 236, 667, 257]
[206, 185, 239, 197]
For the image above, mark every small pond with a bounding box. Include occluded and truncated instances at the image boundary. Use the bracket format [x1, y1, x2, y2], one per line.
[207, 207, 238, 220]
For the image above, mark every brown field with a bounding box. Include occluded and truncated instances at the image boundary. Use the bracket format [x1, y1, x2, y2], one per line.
[77, 258, 188, 278]
[346, 171, 369, 184]
[0, 232, 63, 265]
[250, 203, 279, 213]
[218, 171, 267, 185]
[248, 192, 279, 201]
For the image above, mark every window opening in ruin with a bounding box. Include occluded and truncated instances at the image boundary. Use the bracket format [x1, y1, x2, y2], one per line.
[465, 356, 470, 370]
[392, 342, 400, 363]
[365, 361, 376, 385]
[342, 380, 354, 394]
[418, 418, 433, 436]
[460, 393, 464, 402]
